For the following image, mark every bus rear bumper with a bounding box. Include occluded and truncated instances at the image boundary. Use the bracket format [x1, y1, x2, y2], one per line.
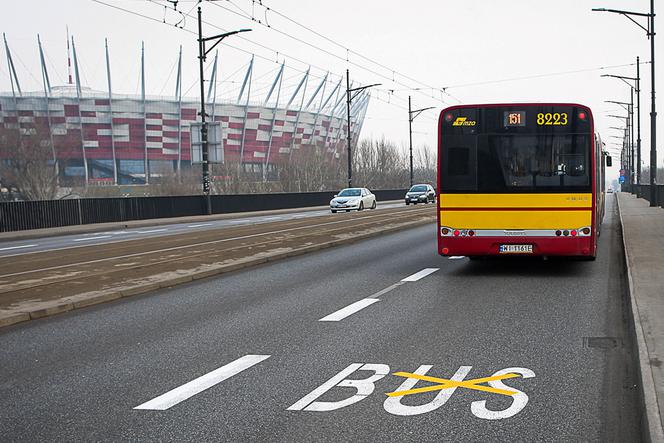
[439, 236, 594, 257]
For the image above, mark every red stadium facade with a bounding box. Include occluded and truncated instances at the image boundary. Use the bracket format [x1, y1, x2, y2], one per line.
[0, 40, 369, 186]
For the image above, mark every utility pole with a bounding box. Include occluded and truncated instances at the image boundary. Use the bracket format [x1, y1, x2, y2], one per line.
[346, 69, 379, 188]
[197, 6, 250, 214]
[408, 96, 434, 187]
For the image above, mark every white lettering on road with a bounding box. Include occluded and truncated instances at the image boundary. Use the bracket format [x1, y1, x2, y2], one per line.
[470, 367, 535, 420]
[401, 268, 439, 282]
[133, 354, 270, 411]
[287, 363, 390, 412]
[72, 235, 112, 242]
[0, 244, 37, 251]
[319, 298, 380, 322]
[384, 365, 472, 416]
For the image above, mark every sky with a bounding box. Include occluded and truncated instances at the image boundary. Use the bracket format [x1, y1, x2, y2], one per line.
[1, 0, 662, 181]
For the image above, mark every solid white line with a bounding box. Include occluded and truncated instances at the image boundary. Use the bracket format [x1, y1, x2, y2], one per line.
[448, 256, 465, 260]
[187, 223, 213, 228]
[133, 354, 271, 411]
[0, 244, 37, 252]
[135, 229, 168, 234]
[72, 235, 112, 242]
[319, 298, 380, 322]
[401, 268, 439, 282]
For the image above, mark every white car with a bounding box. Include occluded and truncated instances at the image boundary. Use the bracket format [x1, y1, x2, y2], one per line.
[330, 188, 377, 213]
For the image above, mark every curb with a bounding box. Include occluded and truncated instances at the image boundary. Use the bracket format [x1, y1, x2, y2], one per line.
[617, 194, 664, 443]
[0, 215, 435, 330]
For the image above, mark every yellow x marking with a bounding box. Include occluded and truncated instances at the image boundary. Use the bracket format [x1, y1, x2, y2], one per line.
[385, 372, 520, 397]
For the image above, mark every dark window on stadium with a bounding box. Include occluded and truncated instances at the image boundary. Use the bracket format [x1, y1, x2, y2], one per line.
[90, 159, 114, 179]
[118, 159, 145, 175]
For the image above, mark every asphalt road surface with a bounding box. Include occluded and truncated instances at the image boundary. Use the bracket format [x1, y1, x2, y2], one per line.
[0, 202, 406, 258]
[0, 194, 640, 442]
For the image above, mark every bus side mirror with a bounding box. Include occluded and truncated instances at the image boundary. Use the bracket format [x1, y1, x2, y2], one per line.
[606, 156, 612, 167]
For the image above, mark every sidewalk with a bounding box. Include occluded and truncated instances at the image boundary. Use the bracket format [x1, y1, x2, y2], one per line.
[617, 192, 664, 443]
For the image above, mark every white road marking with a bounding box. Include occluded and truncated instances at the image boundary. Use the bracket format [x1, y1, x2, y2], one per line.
[135, 228, 168, 234]
[188, 223, 213, 228]
[319, 298, 380, 322]
[134, 354, 271, 411]
[72, 235, 112, 242]
[448, 256, 465, 260]
[0, 244, 37, 252]
[401, 268, 439, 282]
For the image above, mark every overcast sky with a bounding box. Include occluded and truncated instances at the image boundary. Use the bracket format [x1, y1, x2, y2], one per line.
[1, 0, 662, 179]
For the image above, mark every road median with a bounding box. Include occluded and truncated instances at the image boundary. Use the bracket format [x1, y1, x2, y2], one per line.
[0, 206, 435, 329]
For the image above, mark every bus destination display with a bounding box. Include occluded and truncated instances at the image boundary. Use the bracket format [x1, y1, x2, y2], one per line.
[504, 111, 526, 127]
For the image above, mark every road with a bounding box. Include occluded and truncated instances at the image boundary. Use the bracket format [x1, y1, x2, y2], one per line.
[0, 202, 406, 258]
[0, 194, 640, 442]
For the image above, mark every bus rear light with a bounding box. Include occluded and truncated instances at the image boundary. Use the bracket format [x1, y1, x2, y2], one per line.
[563, 230, 569, 236]
[555, 230, 562, 236]
[453, 230, 460, 237]
[442, 247, 449, 254]
[445, 113, 453, 122]
[579, 111, 587, 120]
[468, 230, 475, 237]
[441, 227, 450, 235]
[581, 227, 591, 235]
[571, 230, 578, 237]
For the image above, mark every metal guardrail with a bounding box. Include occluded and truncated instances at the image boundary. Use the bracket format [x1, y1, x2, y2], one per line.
[631, 185, 664, 207]
[0, 189, 409, 232]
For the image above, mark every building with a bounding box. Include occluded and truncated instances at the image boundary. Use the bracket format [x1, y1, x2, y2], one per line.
[0, 37, 369, 186]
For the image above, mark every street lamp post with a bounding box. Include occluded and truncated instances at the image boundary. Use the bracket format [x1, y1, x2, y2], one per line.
[602, 63, 641, 183]
[606, 100, 634, 184]
[346, 69, 380, 188]
[608, 114, 631, 187]
[593, 3, 657, 205]
[197, 6, 250, 214]
[408, 96, 434, 187]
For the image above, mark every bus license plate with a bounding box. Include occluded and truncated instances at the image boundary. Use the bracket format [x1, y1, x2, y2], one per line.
[499, 244, 533, 254]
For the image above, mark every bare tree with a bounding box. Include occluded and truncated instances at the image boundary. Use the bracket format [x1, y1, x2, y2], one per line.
[0, 121, 59, 201]
[414, 144, 437, 186]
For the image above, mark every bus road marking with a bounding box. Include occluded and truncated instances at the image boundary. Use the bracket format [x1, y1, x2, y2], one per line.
[448, 256, 465, 260]
[133, 354, 270, 410]
[401, 268, 439, 282]
[319, 298, 380, 322]
[386, 372, 519, 397]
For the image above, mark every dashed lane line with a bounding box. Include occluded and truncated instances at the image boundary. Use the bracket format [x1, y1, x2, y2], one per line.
[319, 298, 380, 322]
[133, 354, 271, 411]
[72, 235, 112, 242]
[319, 268, 440, 322]
[401, 268, 439, 282]
[0, 244, 37, 252]
[187, 223, 214, 228]
[134, 228, 168, 234]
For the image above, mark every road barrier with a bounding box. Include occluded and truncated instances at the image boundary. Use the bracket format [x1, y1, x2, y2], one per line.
[0, 189, 408, 232]
[631, 184, 664, 207]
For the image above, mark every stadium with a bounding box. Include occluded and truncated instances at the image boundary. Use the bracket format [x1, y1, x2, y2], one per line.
[0, 37, 369, 187]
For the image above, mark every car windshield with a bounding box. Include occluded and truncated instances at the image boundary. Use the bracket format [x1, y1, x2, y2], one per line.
[409, 185, 427, 192]
[338, 189, 361, 197]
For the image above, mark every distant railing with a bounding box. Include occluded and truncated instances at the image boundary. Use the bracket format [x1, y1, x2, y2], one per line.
[0, 189, 409, 232]
[631, 184, 664, 207]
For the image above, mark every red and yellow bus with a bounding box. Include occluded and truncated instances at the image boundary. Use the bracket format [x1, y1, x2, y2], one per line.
[437, 103, 609, 259]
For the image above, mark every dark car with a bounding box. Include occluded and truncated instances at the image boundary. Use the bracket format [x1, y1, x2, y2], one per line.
[405, 184, 435, 205]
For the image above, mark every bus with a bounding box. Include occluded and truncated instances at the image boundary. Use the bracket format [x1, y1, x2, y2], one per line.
[437, 103, 610, 259]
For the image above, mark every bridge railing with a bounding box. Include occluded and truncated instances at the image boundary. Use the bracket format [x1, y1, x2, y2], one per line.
[631, 185, 664, 207]
[0, 189, 408, 233]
